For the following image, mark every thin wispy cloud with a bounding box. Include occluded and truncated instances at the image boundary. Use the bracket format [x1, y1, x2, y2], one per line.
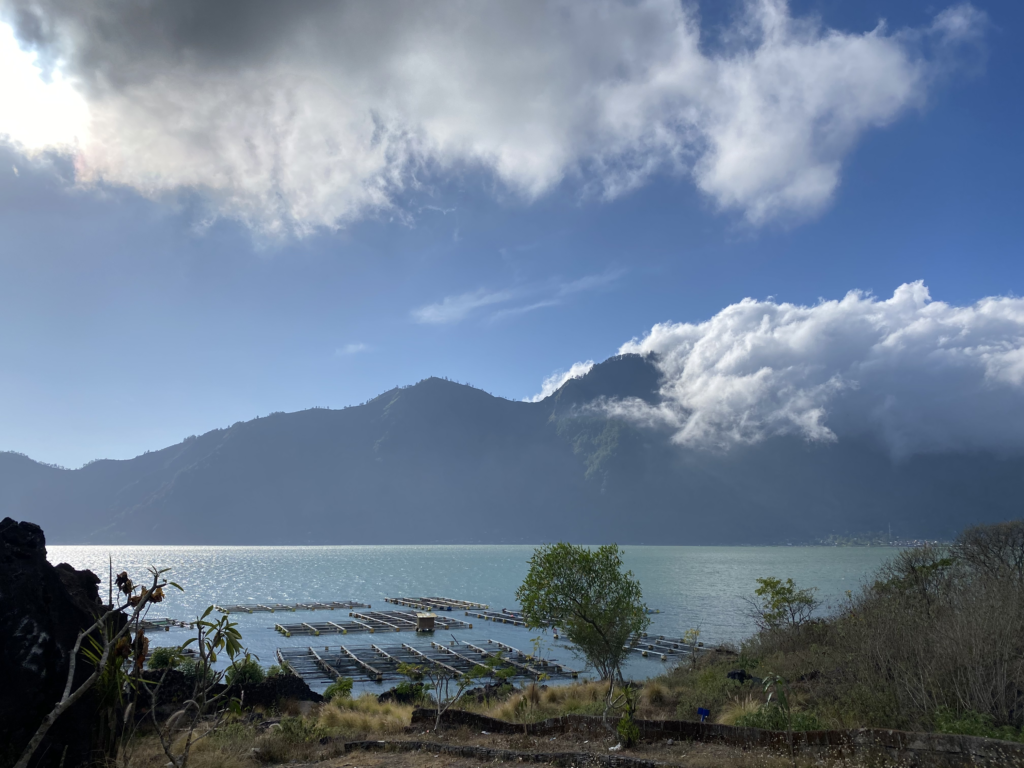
[413, 269, 625, 326]
[336, 342, 369, 356]
[0, 1, 986, 236]
[411, 288, 517, 325]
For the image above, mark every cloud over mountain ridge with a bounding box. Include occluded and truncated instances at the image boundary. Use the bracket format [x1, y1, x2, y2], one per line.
[597, 282, 1024, 458]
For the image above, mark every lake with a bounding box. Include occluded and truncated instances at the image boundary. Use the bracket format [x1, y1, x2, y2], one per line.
[47, 544, 895, 691]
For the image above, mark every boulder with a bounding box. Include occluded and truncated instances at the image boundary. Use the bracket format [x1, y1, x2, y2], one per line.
[234, 673, 324, 710]
[726, 669, 762, 685]
[378, 683, 426, 705]
[0, 518, 103, 768]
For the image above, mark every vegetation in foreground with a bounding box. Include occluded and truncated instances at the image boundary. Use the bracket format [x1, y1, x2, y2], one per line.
[15, 519, 1023, 768]
[119, 691, 915, 768]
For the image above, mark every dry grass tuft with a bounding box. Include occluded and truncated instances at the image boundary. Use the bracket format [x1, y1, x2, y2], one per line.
[479, 681, 609, 723]
[317, 693, 414, 736]
[716, 695, 763, 726]
[642, 680, 668, 706]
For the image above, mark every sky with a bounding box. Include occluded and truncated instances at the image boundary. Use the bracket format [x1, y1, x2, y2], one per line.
[0, 0, 1021, 469]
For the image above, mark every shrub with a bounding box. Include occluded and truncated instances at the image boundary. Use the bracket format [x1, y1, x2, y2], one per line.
[147, 646, 182, 670]
[617, 714, 640, 747]
[225, 657, 266, 687]
[275, 716, 327, 743]
[934, 708, 1024, 742]
[735, 703, 822, 732]
[323, 677, 354, 701]
[673, 665, 742, 722]
[179, 657, 216, 686]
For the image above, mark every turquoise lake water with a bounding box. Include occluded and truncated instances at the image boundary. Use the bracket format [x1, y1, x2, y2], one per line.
[47, 545, 895, 691]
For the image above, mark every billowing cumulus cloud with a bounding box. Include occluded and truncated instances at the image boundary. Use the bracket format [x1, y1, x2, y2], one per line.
[0, 0, 984, 235]
[608, 282, 1024, 458]
[528, 361, 595, 403]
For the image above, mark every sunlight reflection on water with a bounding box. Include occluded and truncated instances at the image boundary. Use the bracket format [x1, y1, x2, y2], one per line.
[47, 545, 894, 690]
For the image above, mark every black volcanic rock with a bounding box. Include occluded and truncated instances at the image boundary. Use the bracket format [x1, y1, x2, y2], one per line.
[0, 518, 103, 768]
[0, 356, 1022, 545]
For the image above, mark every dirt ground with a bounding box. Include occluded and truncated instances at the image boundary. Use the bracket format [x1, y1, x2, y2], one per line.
[279, 727, 898, 768]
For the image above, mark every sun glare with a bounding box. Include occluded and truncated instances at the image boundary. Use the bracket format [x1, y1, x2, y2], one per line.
[0, 22, 89, 153]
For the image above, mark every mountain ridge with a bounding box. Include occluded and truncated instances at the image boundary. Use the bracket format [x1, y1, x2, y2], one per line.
[2, 354, 1021, 544]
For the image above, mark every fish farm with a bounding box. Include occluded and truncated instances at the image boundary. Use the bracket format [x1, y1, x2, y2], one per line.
[274, 609, 473, 636]
[141, 617, 192, 631]
[277, 638, 578, 684]
[383, 596, 489, 611]
[464, 607, 547, 627]
[213, 600, 370, 614]
[626, 634, 714, 661]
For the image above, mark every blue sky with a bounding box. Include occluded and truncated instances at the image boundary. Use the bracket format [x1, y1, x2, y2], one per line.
[0, 0, 1021, 468]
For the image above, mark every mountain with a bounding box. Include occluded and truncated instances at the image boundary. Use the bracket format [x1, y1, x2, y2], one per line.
[2, 354, 1021, 544]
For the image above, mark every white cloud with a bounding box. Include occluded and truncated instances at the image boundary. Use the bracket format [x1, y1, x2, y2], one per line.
[0, 21, 88, 152]
[527, 361, 596, 403]
[414, 269, 624, 325]
[609, 282, 1024, 457]
[412, 288, 517, 325]
[336, 342, 369, 356]
[0, 1, 984, 235]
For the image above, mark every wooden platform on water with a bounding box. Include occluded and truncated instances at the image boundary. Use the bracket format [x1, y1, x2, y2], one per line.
[213, 600, 370, 614]
[277, 638, 577, 684]
[463, 608, 550, 627]
[274, 609, 473, 637]
[141, 617, 192, 631]
[384, 596, 488, 612]
[626, 634, 716, 661]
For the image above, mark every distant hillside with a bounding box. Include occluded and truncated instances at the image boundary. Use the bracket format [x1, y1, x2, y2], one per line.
[2, 354, 1021, 544]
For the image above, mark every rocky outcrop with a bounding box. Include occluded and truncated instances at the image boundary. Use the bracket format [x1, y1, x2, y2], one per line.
[233, 673, 324, 710]
[137, 668, 322, 716]
[0, 518, 103, 768]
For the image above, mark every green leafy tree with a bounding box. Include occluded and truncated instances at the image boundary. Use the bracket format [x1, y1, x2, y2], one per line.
[516, 543, 650, 692]
[748, 577, 819, 632]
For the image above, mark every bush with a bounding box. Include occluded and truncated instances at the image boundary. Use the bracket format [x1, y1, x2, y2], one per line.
[733, 520, 1024, 733]
[934, 708, 1024, 743]
[617, 714, 640, 747]
[226, 657, 266, 687]
[147, 646, 182, 670]
[323, 677, 354, 701]
[734, 703, 822, 732]
[275, 716, 328, 743]
[179, 658, 216, 686]
[673, 665, 742, 722]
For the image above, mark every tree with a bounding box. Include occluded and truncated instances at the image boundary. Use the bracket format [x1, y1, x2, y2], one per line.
[516, 543, 650, 692]
[952, 518, 1024, 584]
[748, 577, 819, 632]
[397, 649, 513, 731]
